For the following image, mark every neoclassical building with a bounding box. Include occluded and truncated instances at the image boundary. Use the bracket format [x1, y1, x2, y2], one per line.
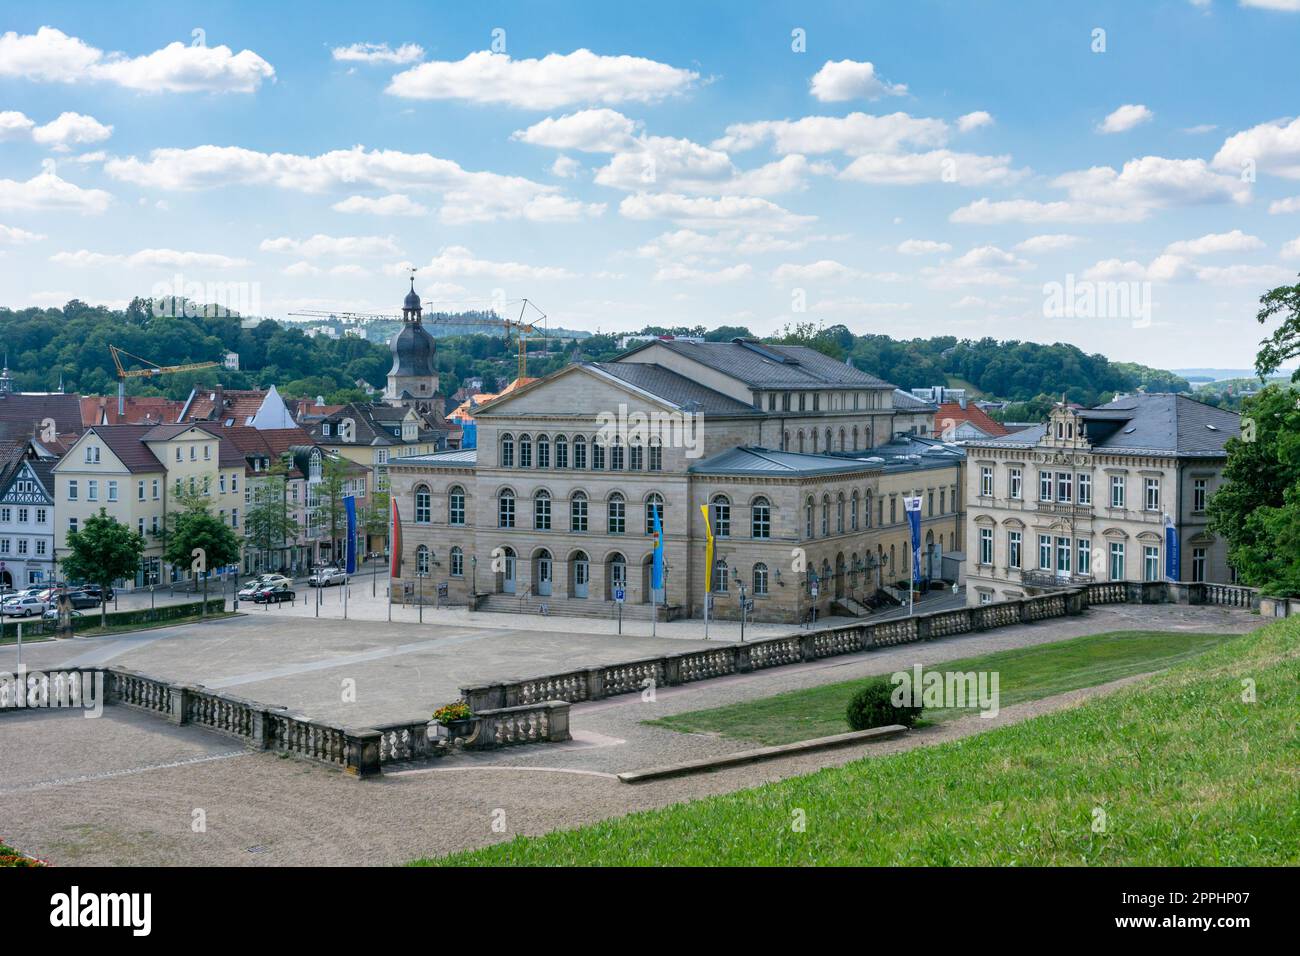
[963, 394, 1240, 606]
[387, 338, 964, 623]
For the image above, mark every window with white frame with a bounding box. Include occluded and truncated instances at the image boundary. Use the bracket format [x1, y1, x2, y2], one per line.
[498, 489, 515, 528]
[1110, 475, 1125, 508]
[1008, 530, 1022, 569]
[1193, 478, 1207, 513]
[1077, 538, 1091, 575]
[1144, 478, 1160, 511]
[980, 466, 993, 497]
[1038, 534, 1052, 570]
[607, 493, 625, 534]
[1039, 471, 1052, 502]
[1077, 473, 1091, 505]
[1191, 547, 1206, 583]
[979, 527, 993, 565]
[1109, 541, 1125, 580]
[448, 486, 465, 525]
[570, 492, 588, 532]
[1143, 545, 1160, 581]
[1010, 468, 1022, 500]
[450, 547, 464, 577]
[1056, 472, 1072, 503]
[1056, 537, 1071, 573]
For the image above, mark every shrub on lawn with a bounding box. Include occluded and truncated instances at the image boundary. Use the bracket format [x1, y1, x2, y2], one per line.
[846, 678, 922, 730]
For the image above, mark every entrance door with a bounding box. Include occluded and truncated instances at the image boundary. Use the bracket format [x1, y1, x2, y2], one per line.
[573, 555, 589, 598]
[536, 552, 553, 596]
[503, 549, 516, 594]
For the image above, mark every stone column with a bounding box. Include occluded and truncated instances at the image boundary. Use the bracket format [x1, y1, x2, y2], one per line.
[344, 729, 382, 778]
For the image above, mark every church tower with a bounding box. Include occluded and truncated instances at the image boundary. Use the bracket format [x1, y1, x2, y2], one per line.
[384, 277, 440, 413]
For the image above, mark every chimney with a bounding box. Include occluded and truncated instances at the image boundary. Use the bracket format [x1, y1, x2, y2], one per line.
[959, 397, 967, 410]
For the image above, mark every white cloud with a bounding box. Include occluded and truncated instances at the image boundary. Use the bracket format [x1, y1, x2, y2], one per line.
[715, 111, 947, 155]
[652, 263, 752, 283]
[839, 149, 1020, 186]
[1014, 234, 1082, 253]
[260, 234, 403, 258]
[1164, 230, 1264, 256]
[957, 111, 994, 132]
[1214, 116, 1300, 179]
[1269, 196, 1300, 214]
[31, 112, 112, 151]
[331, 42, 423, 65]
[0, 111, 35, 140]
[387, 49, 697, 109]
[1083, 255, 1190, 282]
[513, 109, 639, 152]
[51, 247, 250, 269]
[809, 60, 907, 101]
[951, 198, 1144, 224]
[331, 194, 429, 216]
[1240, 0, 1300, 10]
[551, 155, 581, 178]
[951, 245, 1029, 270]
[619, 192, 815, 231]
[1184, 123, 1217, 134]
[404, 245, 577, 281]
[282, 261, 319, 277]
[771, 260, 868, 282]
[0, 28, 274, 93]
[1097, 104, 1154, 134]
[0, 224, 45, 244]
[807, 297, 912, 314]
[1195, 263, 1295, 284]
[897, 239, 951, 255]
[635, 228, 825, 263]
[104, 144, 592, 223]
[1281, 237, 1300, 259]
[0, 168, 112, 214]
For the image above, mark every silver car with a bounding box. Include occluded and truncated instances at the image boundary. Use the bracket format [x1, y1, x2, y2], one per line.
[308, 567, 348, 587]
[3, 595, 49, 617]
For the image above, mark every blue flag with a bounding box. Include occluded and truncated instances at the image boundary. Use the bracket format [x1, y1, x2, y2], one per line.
[904, 496, 922, 584]
[651, 504, 664, 590]
[344, 495, 357, 575]
[1164, 516, 1179, 582]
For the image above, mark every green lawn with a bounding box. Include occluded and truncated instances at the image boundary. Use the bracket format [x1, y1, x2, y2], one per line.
[417, 620, 1296, 866]
[646, 630, 1238, 746]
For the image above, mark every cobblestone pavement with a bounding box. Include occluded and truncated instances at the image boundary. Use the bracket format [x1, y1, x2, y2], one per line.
[0, 603, 1261, 866]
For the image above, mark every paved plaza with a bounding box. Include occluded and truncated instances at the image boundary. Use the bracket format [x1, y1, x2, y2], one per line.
[0, 602, 1263, 865]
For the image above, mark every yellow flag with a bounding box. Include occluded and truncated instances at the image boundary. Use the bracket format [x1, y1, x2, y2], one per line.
[700, 503, 714, 594]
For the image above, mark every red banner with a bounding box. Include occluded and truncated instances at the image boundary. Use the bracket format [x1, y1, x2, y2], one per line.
[389, 497, 402, 578]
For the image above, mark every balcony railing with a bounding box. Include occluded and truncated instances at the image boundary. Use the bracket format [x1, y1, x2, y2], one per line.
[1021, 570, 1095, 588]
[1034, 501, 1093, 517]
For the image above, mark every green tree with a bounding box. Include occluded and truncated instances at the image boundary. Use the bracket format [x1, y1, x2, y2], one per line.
[60, 509, 146, 628]
[363, 489, 391, 554]
[162, 503, 243, 605]
[1253, 273, 1300, 380]
[243, 456, 300, 572]
[313, 455, 351, 565]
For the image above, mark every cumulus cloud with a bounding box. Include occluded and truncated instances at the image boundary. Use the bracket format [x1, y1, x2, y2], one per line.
[0, 111, 35, 140]
[1269, 196, 1300, 214]
[1164, 230, 1264, 256]
[0, 224, 45, 244]
[551, 155, 581, 178]
[513, 109, 639, 152]
[839, 149, 1020, 186]
[809, 60, 907, 101]
[0, 27, 274, 93]
[51, 247, 250, 269]
[400, 245, 577, 281]
[31, 112, 113, 150]
[619, 192, 816, 231]
[386, 49, 697, 109]
[1280, 237, 1300, 259]
[715, 111, 947, 155]
[1097, 104, 1154, 134]
[1213, 116, 1300, 179]
[957, 111, 994, 132]
[331, 42, 423, 65]
[653, 263, 752, 283]
[1013, 234, 1082, 253]
[331, 194, 429, 216]
[771, 260, 875, 282]
[897, 239, 951, 255]
[104, 144, 598, 223]
[260, 234, 403, 258]
[0, 167, 112, 214]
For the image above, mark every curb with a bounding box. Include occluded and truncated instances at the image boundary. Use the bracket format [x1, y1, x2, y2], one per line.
[617, 724, 908, 783]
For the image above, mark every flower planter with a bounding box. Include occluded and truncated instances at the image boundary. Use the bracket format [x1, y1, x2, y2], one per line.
[439, 718, 476, 738]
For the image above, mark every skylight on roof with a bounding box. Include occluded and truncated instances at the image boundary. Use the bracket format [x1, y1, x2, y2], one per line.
[1123, 426, 1136, 433]
[1206, 424, 1218, 430]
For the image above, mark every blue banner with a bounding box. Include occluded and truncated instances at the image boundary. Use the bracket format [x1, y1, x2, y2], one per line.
[1165, 518, 1179, 581]
[651, 505, 664, 590]
[461, 421, 477, 449]
[344, 495, 357, 575]
[904, 496, 922, 584]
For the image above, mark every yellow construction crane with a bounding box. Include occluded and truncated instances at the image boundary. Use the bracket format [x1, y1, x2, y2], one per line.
[109, 345, 220, 416]
[286, 298, 547, 379]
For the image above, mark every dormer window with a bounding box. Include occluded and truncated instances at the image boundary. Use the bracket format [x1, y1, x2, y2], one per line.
[322, 423, 331, 436]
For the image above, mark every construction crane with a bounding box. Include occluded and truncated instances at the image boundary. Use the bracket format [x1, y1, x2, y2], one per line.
[109, 345, 220, 417]
[286, 298, 548, 380]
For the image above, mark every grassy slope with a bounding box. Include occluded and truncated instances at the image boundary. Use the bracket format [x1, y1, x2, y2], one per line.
[647, 630, 1237, 746]
[419, 620, 1298, 866]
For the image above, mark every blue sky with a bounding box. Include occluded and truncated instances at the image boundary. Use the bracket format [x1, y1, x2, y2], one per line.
[3, 0, 1300, 367]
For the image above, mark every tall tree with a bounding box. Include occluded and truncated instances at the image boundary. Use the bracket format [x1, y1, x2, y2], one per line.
[60, 509, 146, 628]
[313, 455, 350, 566]
[243, 456, 299, 572]
[162, 504, 243, 607]
[1253, 274, 1300, 380]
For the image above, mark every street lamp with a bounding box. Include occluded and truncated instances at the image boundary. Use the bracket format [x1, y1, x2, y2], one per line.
[471, 554, 478, 598]
[731, 566, 749, 643]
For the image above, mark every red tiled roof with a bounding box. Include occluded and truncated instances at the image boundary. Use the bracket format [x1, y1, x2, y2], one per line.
[80, 395, 184, 426]
[933, 402, 1010, 438]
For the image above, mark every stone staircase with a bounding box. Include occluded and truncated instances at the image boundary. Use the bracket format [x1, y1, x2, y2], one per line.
[475, 592, 679, 621]
[832, 596, 871, 618]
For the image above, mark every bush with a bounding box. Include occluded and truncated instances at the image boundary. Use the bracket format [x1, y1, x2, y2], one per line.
[846, 678, 922, 731]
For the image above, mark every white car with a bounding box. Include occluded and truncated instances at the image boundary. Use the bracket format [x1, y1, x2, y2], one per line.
[238, 574, 291, 599]
[3, 595, 49, 617]
[308, 567, 347, 587]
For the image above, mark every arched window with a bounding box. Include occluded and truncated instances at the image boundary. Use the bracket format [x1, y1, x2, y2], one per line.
[753, 562, 769, 596]
[798, 431, 805, 453]
[825, 428, 833, 452]
[554, 434, 568, 469]
[812, 430, 818, 453]
[607, 493, 626, 534]
[710, 494, 731, 537]
[836, 492, 845, 534]
[821, 494, 830, 537]
[498, 488, 515, 528]
[416, 544, 430, 575]
[536, 434, 550, 468]
[448, 485, 465, 525]
[805, 496, 814, 538]
[852, 426, 859, 450]
[534, 490, 551, 531]
[839, 428, 846, 451]
[570, 490, 588, 532]
[864, 489, 873, 529]
[572, 434, 588, 470]
[414, 484, 431, 524]
[713, 556, 729, 593]
[500, 433, 514, 468]
[850, 491, 859, 531]
[782, 430, 789, 452]
[648, 438, 662, 471]
[450, 546, 464, 577]
[751, 497, 771, 539]
[608, 552, 627, 590]
[518, 434, 532, 468]
[645, 493, 664, 535]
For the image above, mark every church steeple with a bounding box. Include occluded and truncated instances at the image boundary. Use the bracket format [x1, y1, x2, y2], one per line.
[0, 352, 12, 396]
[402, 274, 422, 324]
[386, 276, 439, 411]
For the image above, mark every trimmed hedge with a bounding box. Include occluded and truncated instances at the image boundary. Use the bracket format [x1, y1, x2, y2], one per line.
[4, 599, 226, 636]
[846, 678, 923, 731]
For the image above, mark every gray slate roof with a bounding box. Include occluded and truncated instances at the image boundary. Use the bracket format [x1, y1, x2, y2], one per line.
[892, 389, 937, 412]
[970, 393, 1239, 457]
[391, 448, 477, 467]
[624, 339, 895, 390]
[591, 362, 760, 415]
[690, 447, 883, 477]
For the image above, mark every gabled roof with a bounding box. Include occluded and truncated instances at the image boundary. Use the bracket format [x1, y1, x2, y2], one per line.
[72, 425, 165, 473]
[218, 425, 318, 477]
[969, 393, 1240, 457]
[934, 401, 1010, 437]
[0, 392, 84, 436]
[591, 362, 761, 415]
[80, 395, 184, 426]
[620, 338, 895, 390]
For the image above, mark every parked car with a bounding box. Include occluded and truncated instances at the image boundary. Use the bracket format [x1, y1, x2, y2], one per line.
[42, 608, 83, 621]
[251, 584, 296, 605]
[308, 567, 347, 587]
[2, 595, 49, 617]
[237, 579, 265, 600]
[78, 584, 115, 602]
[66, 590, 101, 609]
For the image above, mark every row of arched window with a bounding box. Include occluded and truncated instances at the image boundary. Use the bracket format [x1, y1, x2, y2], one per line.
[781, 424, 874, 454]
[499, 433, 662, 472]
[802, 490, 876, 538]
